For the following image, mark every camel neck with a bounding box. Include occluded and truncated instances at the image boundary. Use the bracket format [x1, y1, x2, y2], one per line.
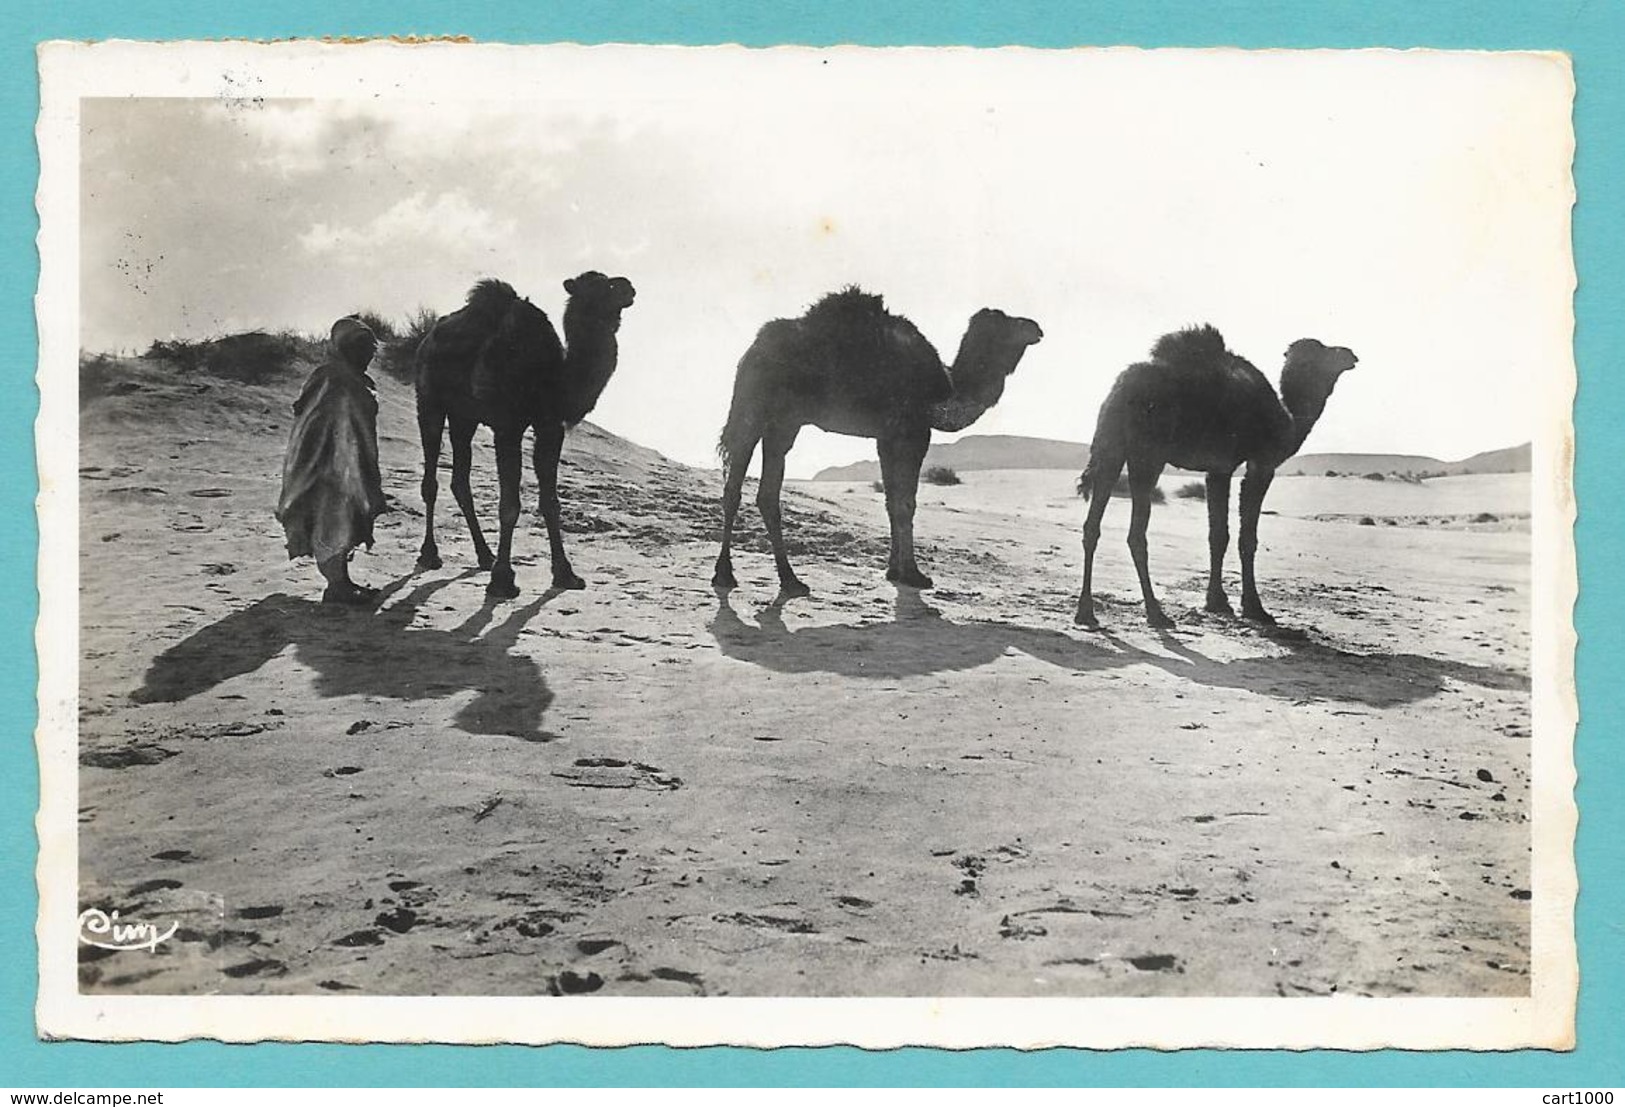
[930, 326, 1012, 433]
[561, 316, 620, 423]
[1279, 387, 1329, 457]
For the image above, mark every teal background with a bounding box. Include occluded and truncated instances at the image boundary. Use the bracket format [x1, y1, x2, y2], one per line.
[4, 0, 1619, 1088]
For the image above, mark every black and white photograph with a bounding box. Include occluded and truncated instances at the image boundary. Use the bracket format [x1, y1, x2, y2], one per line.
[36, 41, 1576, 1049]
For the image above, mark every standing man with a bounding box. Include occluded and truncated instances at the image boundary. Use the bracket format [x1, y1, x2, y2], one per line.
[276, 315, 388, 605]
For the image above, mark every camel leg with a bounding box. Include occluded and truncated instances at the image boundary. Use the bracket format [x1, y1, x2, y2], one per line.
[1204, 470, 1236, 615]
[712, 429, 760, 589]
[879, 430, 932, 589]
[1238, 463, 1277, 625]
[487, 427, 524, 599]
[1125, 457, 1172, 628]
[532, 420, 584, 590]
[448, 418, 495, 572]
[757, 425, 808, 597]
[1074, 457, 1123, 627]
[416, 402, 446, 570]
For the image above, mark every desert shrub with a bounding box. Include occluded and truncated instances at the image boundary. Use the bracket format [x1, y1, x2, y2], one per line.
[871, 480, 886, 493]
[376, 307, 439, 383]
[1358, 516, 1376, 526]
[143, 337, 205, 372]
[1325, 469, 1339, 477]
[1473, 512, 1499, 523]
[201, 331, 303, 383]
[1076, 471, 1165, 503]
[1097, 473, 1163, 503]
[1362, 472, 1386, 481]
[80, 352, 128, 403]
[352, 309, 397, 343]
[145, 332, 304, 383]
[922, 465, 962, 486]
[1174, 481, 1206, 500]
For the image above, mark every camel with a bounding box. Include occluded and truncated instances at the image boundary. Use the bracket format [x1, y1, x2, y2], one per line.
[1074, 325, 1357, 628]
[415, 273, 636, 598]
[712, 287, 1043, 595]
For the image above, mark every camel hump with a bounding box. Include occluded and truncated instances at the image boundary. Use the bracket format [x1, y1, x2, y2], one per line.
[464, 278, 521, 318]
[1150, 325, 1229, 371]
[804, 286, 891, 328]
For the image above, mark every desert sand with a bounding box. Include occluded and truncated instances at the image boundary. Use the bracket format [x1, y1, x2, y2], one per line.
[73, 355, 1531, 998]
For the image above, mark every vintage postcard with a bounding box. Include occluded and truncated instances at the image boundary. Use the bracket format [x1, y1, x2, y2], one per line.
[36, 40, 1576, 1048]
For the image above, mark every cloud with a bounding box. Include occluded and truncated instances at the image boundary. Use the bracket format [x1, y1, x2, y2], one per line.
[298, 191, 516, 256]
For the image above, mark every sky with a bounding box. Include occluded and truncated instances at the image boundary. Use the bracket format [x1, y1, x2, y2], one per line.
[76, 46, 1574, 477]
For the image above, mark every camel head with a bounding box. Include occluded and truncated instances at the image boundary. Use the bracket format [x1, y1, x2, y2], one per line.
[957, 308, 1044, 385]
[1277, 339, 1357, 449]
[930, 308, 1044, 432]
[1280, 338, 1357, 404]
[563, 271, 637, 332]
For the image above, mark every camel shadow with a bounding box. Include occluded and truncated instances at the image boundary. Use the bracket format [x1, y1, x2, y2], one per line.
[1122, 626, 1529, 711]
[131, 572, 559, 742]
[709, 588, 1132, 681]
[710, 590, 1527, 710]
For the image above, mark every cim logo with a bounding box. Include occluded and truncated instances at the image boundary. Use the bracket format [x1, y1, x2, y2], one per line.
[77, 907, 177, 953]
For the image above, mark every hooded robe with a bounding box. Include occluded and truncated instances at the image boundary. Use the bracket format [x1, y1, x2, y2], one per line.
[275, 319, 387, 562]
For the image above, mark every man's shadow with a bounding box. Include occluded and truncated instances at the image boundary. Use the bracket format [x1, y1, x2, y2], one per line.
[132, 572, 559, 742]
[709, 589, 1527, 710]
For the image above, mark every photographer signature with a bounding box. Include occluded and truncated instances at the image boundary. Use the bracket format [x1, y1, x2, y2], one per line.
[78, 907, 177, 953]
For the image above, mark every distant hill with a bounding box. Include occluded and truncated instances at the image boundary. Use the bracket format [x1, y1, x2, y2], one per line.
[1441, 443, 1531, 475]
[813, 435, 1089, 481]
[1279, 442, 1531, 477]
[814, 434, 1532, 482]
[1276, 453, 1447, 477]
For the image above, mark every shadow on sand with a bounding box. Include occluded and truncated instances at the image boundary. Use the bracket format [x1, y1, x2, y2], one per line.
[709, 589, 1527, 710]
[132, 571, 560, 741]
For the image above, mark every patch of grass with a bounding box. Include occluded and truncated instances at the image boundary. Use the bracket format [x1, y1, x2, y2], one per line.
[1075, 471, 1166, 503]
[922, 465, 962, 486]
[1362, 471, 1386, 481]
[376, 307, 439, 384]
[145, 331, 311, 384]
[1472, 512, 1499, 523]
[1324, 469, 1340, 477]
[1358, 516, 1376, 526]
[353, 310, 397, 344]
[871, 480, 885, 493]
[80, 352, 129, 403]
[1174, 481, 1206, 501]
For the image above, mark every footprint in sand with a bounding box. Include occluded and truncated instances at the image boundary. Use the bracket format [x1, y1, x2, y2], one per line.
[713, 912, 817, 934]
[1127, 953, 1182, 973]
[551, 758, 682, 791]
[81, 743, 178, 769]
[222, 958, 286, 978]
[374, 908, 418, 934]
[550, 970, 605, 995]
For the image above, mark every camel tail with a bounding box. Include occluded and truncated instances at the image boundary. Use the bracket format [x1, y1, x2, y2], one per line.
[716, 379, 750, 471]
[1077, 455, 1096, 500]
